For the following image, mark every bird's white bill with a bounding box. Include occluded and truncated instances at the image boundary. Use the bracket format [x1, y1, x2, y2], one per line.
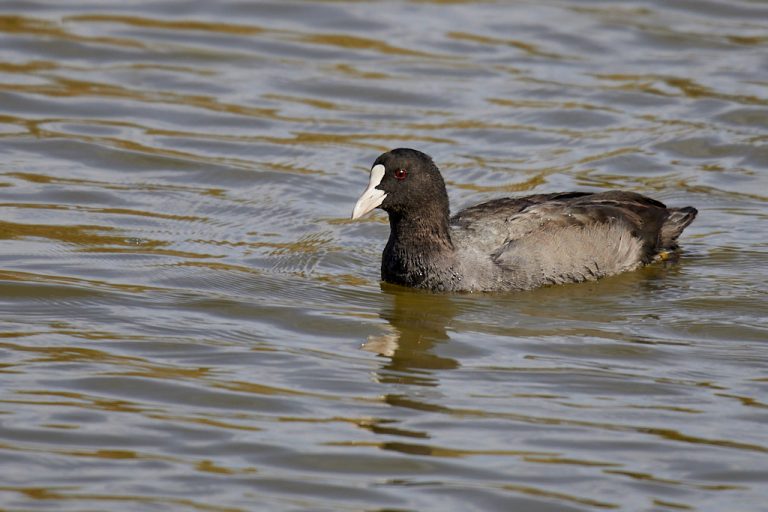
[351, 164, 387, 219]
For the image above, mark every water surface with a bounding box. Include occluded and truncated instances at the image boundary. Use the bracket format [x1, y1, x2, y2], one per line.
[0, 1, 767, 511]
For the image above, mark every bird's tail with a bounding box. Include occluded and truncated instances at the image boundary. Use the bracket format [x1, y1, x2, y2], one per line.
[660, 206, 698, 250]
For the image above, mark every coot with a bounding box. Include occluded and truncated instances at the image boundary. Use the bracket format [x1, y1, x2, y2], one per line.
[352, 148, 697, 292]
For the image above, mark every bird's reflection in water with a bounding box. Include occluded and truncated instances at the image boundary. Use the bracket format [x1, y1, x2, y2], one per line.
[363, 283, 462, 386]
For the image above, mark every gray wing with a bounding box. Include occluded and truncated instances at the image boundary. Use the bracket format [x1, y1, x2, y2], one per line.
[451, 192, 592, 229]
[451, 191, 679, 288]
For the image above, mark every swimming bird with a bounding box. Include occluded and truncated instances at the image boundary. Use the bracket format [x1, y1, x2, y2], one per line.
[351, 148, 697, 292]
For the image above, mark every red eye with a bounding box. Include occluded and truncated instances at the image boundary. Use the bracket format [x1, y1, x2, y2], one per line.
[394, 168, 407, 180]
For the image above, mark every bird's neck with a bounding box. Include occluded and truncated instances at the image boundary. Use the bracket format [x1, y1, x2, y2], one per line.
[382, 210, 457, 290]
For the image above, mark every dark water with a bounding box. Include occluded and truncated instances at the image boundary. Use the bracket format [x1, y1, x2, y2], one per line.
[1, 1, 767, 511]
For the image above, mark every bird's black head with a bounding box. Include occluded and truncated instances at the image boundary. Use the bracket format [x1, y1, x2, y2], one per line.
[351, 148, 450, 221]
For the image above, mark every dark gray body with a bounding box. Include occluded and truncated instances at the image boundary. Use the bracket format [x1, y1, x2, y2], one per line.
[382, 191, 697, 293]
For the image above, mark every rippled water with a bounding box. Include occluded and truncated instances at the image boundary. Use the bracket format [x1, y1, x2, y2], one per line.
[1, 1, 767, 510]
